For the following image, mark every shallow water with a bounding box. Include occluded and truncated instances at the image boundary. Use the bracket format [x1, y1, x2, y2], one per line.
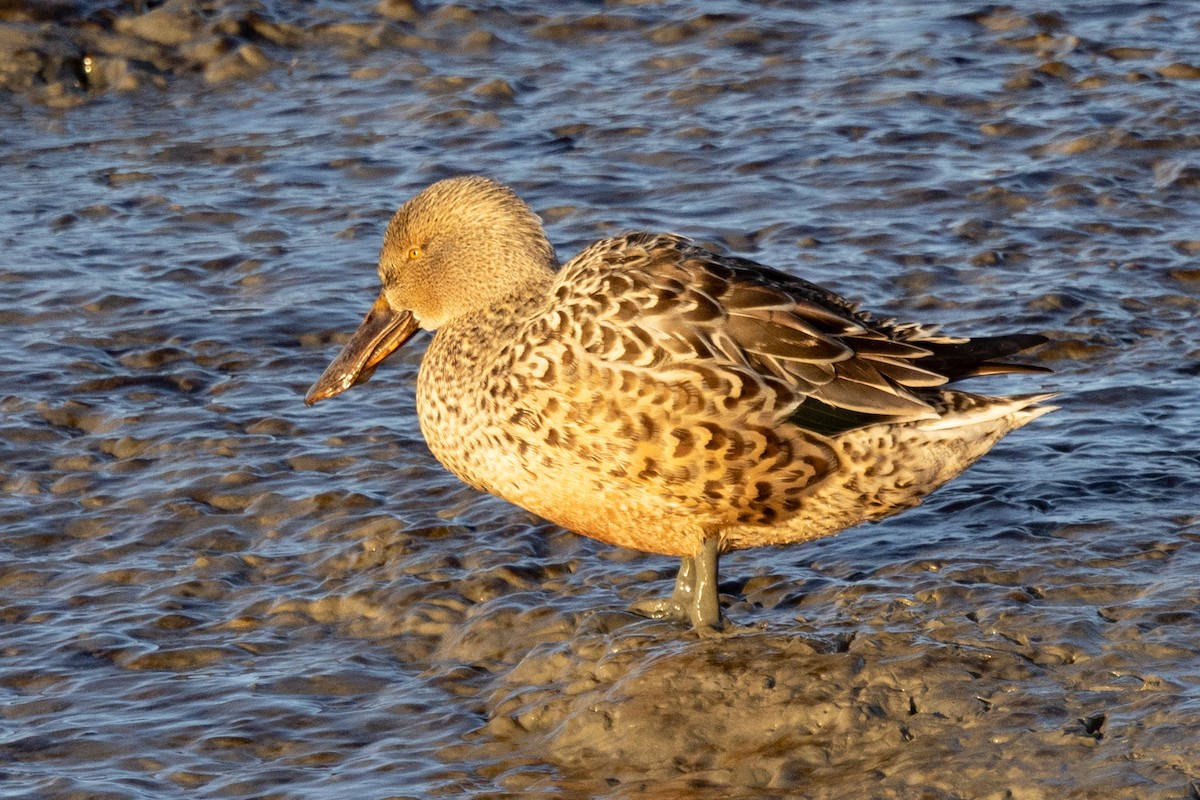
[2, 1, 1199, 798]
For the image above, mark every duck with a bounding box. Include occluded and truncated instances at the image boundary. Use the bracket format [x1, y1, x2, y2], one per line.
[305, 175, 1055, 633]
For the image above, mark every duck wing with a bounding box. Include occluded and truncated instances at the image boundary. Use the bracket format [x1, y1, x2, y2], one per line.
[553, 233, 1046, 435]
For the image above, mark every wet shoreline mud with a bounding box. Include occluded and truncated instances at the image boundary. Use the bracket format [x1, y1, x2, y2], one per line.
[1, 0, 423, 103]
[2, 1, 1200, 798]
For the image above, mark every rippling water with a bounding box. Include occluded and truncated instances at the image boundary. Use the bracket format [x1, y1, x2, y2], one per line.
[2, 1, 1199, 797]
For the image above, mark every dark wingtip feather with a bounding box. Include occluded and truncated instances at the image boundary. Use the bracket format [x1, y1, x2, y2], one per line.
[920, 333, 1050, 380]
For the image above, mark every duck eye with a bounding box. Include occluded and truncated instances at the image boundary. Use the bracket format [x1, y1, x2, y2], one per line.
[407, 246, 423, 260]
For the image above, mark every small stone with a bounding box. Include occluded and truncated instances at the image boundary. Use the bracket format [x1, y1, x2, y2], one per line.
[202, 43, 274, 84]
[377, 0, 420, 23]
[473, 78, 515, 103]
[1104, 46, 1158, 61]
[459, 29, 495, 51]
[115, 5, 202, 47]
[1157, 62, 1200, 80]
[1036, 60, 1074, 79]
[245, 13, 306, 47]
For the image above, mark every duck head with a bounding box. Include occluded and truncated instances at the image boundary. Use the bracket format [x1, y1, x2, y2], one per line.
[305, 175, 554, 405]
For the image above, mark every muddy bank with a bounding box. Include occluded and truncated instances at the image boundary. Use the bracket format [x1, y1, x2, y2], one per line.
[5, 0, 1200, 111]
[1, 0, 421, 105]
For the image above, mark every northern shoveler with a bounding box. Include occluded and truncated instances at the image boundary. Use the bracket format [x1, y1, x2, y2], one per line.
[306, 176, 1055, 633]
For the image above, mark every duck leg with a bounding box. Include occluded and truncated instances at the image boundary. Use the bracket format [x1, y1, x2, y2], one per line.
[689, 536, 722, 632]
[666, 553, 700, 619]
[631, 537, 723, 633]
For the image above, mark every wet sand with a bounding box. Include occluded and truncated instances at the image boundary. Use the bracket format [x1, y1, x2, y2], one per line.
[2, 1, 1200, 798]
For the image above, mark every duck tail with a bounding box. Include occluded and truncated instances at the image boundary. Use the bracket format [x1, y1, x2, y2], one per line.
[916, 391, 1060, 432]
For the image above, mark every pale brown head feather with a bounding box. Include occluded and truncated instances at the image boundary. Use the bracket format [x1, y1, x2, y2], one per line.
[378, 176, 556, 329]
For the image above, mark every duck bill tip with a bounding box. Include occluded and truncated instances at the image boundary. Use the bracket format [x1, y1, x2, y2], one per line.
[305, 297, 418, 406]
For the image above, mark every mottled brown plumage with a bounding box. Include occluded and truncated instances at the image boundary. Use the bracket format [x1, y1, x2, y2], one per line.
[307, 176, 1055, 632]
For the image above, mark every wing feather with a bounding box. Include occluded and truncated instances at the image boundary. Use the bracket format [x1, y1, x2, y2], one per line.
[556, 232, 1046, 433]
